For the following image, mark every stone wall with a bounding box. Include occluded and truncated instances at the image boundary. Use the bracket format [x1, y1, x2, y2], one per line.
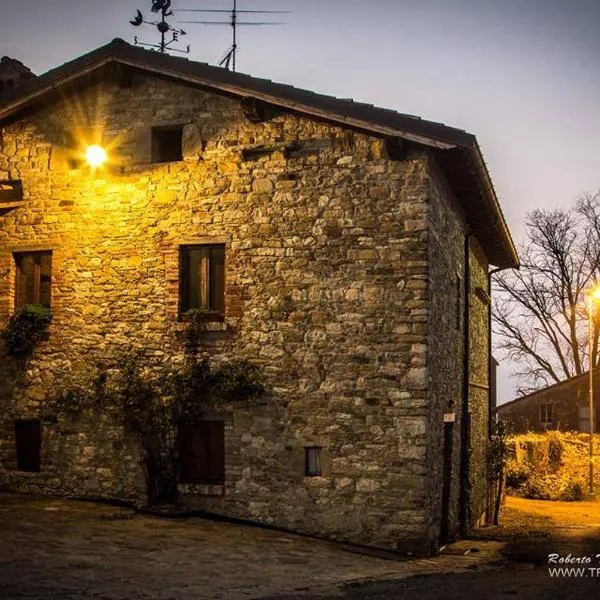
[425, 162, 492, 538]
[0, 73, 442, 551]
[425, 157, 466, 544]
[467, 238, 491, 527]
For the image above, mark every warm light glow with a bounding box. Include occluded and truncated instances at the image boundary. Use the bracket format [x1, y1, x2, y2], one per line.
[85, 145, 107, 168]
[590, 286, 600, 301]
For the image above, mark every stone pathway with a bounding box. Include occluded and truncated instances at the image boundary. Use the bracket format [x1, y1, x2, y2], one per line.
[0, 493, 503, 599]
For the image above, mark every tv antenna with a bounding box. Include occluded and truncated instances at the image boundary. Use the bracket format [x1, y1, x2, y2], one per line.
[176, 1, 289, 71]
[130, 0, 190, 54]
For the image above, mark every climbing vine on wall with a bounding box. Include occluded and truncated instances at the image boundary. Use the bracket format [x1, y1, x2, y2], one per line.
[48, 353, 265, 505]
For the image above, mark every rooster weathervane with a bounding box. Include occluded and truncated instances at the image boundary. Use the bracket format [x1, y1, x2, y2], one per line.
[130, 0, 190, 54]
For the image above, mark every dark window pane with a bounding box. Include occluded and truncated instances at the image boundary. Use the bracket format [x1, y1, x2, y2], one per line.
[14, 420, 41, 472]
[179, 421, 225, 484]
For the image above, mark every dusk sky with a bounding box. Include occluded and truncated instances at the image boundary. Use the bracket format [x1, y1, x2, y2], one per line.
[2, 0, 599, 402]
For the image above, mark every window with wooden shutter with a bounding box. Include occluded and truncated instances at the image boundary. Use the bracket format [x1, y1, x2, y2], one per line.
[179, 421, 225, 484]
[14, 419, 41, 472]
[180, 245, 225, 314]
[14, 251, 52, 309]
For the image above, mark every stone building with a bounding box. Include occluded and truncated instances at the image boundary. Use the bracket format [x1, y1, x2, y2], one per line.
[498, 373, 600, 433]
[0, 39, 518, 554]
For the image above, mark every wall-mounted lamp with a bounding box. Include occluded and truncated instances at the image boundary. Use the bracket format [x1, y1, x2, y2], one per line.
[85, 145, 108, 168]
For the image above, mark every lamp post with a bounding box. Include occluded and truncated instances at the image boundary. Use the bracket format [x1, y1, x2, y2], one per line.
[587, 288, 600, 494]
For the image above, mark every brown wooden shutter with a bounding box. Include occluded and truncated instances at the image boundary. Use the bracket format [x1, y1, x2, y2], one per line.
[180, 246, 226, 314]
[14, 420, 41, 472]
[14, 251, 52, 309]
[39, 252, 52, 308]
[179, 421, 225, 484]
[209, 246, 225, 313]
[198, 246, 209, 310]
[15, 254, 34, 309]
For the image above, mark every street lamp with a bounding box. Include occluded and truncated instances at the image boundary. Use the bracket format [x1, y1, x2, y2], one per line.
[85, 145, 107, 168]
[587, 287, 600, 494]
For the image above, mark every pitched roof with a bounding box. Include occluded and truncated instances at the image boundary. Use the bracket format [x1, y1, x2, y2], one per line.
[0, 39, 518, 268]
[497, 370, 600, 410]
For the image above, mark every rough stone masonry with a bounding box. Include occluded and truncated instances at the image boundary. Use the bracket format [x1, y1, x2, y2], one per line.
[0, 43, 516, 555]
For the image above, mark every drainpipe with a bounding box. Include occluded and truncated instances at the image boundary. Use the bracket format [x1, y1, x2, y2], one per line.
[459, 232, 473, 537]
[488, 266, 504, 438]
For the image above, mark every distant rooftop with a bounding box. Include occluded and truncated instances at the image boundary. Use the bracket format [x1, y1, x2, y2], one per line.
[0, 57, 36, 94]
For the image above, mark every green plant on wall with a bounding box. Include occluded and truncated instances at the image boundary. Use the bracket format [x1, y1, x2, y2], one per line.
[1, 304, 52, 359]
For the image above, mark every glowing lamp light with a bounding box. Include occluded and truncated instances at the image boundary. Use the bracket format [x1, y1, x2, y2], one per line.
[591, 287, 600, 301]
[85, 145, 107, 168]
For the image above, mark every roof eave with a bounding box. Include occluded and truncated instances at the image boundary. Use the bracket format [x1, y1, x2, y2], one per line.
[0, 39, 519, 269]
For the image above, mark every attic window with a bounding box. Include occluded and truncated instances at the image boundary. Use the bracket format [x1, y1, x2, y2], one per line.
[385, 138, 405, 161]
[151, 125, 183, 163]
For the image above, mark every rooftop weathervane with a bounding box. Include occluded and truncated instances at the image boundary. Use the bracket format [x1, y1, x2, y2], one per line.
[175, 1, 289, 71]
[130, 0, 190, 54]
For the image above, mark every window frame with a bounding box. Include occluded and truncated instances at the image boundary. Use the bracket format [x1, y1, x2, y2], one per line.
[179, 244, 226, 318]
[13, 250, 52, 310]
[304, 446, 322, 477]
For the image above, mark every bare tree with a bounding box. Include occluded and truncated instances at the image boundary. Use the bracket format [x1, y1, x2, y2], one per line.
[493, 192, 600, 395]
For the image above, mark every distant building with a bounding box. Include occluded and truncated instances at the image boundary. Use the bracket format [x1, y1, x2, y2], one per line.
[0, 57, 35, 94]
[497, 372, 600, 433]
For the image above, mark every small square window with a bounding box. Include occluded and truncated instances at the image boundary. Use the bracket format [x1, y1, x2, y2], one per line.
[305, 447, 322, 477]
[14, 419, 41, 472]
[14, 251, 52, 310]
[151, 126, 183, 163]
[179, 421, 225, 485]
[180, 245, 225, 315]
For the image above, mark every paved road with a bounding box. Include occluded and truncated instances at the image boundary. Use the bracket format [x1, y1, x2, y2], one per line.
[0, 493, 501, 600]
[1, 493, 599, 599]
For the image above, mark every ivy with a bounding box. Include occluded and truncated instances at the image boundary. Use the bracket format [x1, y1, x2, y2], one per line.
[1, 304, 52, 359]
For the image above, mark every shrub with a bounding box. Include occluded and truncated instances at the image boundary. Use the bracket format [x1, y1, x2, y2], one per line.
[1, 304, 52, 359]
[506, 463, 530, 490]
[506, 432, 600, 501]
[560, 480, 585, 502]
